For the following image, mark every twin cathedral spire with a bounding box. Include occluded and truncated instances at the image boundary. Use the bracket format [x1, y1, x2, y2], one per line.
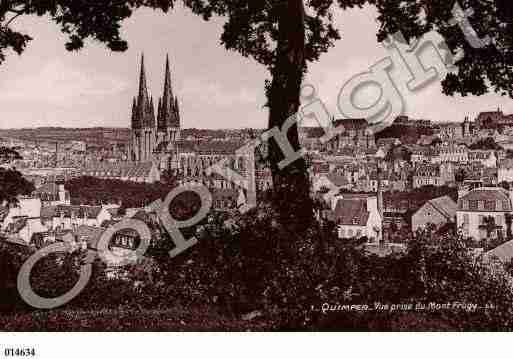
[131, 54, 181, 130]
[130, 54, 181, 163]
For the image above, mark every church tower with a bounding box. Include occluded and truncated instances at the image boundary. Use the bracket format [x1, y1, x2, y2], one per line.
[129, 54, 181, 165]
[157, 54, 181, 145]
[130, 54, 156, 162]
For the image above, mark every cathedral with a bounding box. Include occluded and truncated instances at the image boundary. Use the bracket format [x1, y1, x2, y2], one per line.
[126, 54, 259, 206]
[128, 54, 181, 166]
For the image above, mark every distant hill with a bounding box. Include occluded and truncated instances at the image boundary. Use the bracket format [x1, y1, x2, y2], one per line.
[0, 127, 266, 146]
[0, 127, 131, 145]
[375, 119, 434, 144]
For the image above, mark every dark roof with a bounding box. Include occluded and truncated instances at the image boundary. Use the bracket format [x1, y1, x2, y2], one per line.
[427, 196, 457, 220]
[326, 172, 350, 187]
[3, 236, 29, 247]
[175, 140, 243, 155]
[81, 161, 155, 179]
[458, 188, 512, 211]
[299, 127, 326, 139]
[485, 239, 513, 263]
[40, 205, 103, 219]
[333, 118, 368, 131]
[477, 110, 502, 119]
[334, 198, 370, 226]
[460, 188, 510, 202]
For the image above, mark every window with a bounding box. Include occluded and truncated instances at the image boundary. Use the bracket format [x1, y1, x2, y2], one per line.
[484, 201, 495, 211]
[469, 200, 478, 210]
[478, 215, 485, 225]
[463, 214, 469, 228]
[348, 229, 354, 237]
[340, 228, 345, 238]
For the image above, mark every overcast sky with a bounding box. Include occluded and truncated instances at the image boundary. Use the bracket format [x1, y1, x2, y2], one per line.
[0, 4, 512, 129]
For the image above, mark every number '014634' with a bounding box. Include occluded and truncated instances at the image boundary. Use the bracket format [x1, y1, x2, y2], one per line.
[4, 348, 36, 357]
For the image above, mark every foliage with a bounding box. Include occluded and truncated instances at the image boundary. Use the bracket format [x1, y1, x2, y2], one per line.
[469, 137, 503, 151]
[0, 167, 35, 204]
[377, 123, 434, 145]
[3, 1, 512, 101]
[29, 250, 83, 301]
[2, 0, 512, 229]
[383, 185, 458, 213]
[384, 144, 412, 162]
[65, 176, 175, 209]
[0, 147, 32, 204]
[2, 206, 513, 330]
[0, 241, 33, 313]
[0, 147, 22, 164]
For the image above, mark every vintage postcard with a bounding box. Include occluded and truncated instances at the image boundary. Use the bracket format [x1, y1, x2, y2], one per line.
[1, 0, 513, 353]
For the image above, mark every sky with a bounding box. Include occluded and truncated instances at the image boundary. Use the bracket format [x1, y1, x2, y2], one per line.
[0, 4, 512, 130]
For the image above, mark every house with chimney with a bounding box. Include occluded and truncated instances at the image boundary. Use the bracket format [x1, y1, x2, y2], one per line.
[1, 197, 48, 244]
[456, 187, 513, 241]
[411, 196, 457, 232]
[332, 193, 383, 244]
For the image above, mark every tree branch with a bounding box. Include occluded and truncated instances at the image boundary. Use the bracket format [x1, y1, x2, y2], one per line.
[5, 11, 22, 26]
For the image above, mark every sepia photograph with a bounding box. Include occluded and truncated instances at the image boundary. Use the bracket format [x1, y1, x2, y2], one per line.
[1, 0, 513, 354]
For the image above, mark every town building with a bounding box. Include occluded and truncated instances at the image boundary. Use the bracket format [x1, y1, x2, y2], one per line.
[79, 161, 161, 183]
[411, 196, 457, 232]
[32, 183, 71, 206]
[468, 150, 497, 168]
[332, 193, 383, 244]
[456, 187, 513, 241]
[498, 159, 513, 183]
[325, 118, 376, 151]
[128, 54, 181, 165]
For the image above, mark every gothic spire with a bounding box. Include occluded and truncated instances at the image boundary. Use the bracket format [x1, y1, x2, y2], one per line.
[137, 53, 150, 112]
[157, 97, 164, 129]
[174, 97, 180, 127]
[163, 54, 173, 103]
[158, 53, 178, 130]
[131, 97, 140, 129]
[148, 96, 156, 127]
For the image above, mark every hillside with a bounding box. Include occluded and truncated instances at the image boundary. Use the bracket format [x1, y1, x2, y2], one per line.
[0, 127, 131, 145]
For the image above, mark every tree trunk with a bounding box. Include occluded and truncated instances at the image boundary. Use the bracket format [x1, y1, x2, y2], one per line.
[266, 0, 313, 232]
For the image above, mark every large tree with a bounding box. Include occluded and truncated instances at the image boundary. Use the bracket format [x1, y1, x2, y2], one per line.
[0, 148, 33, 204]
[1, 0, 513, 229]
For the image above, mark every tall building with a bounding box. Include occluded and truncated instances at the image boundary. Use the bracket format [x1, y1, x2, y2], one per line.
[129, 54, 181, 165]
